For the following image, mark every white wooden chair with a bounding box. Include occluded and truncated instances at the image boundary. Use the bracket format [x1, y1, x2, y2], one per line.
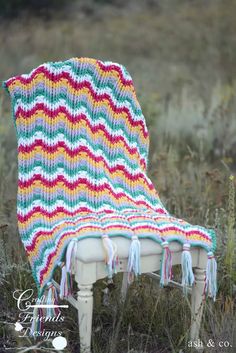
[53, 238, 207, 353]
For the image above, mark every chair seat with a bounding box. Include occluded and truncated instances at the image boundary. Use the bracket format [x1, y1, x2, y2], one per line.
[76, 237, 182, 263]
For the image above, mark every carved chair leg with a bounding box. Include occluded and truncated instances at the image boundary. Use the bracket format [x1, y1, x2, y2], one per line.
[190, 268, 206, 343]
[77, 284, 94, 353]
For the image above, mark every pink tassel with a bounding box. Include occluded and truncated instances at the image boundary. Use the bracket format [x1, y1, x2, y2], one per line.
[160, 241, 172, 287]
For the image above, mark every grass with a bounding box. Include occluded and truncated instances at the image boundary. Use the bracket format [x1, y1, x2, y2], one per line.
[0, 0, 236, 352]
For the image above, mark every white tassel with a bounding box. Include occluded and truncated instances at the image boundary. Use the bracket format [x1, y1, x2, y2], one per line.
[127, 235, 141, 284]
[102, 234, 117, 279]
[66, 240, 76, 273]
[205, 251, 217, 301]
[181, 243, 195, 295]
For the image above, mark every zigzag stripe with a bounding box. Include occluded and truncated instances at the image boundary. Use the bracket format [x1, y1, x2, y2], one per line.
[19, 209, 170, 241]
[16, 116, 147, 152]
[16, 187, 159, 217]
[17, 118, 145, 149]
[17, 193, 159, 215]
[18, 138, 139, 159]
[26, 217, 212, 255]
[8, 58, 133, 87]
[12, 72, 141, 114]
[19, 141, 148, 175]
[19, 206, 168, 244]
[17, 203, 165, 225]
[13, 85, 147, 132]
[17, 177, 157, 206]
[14, 82, 141, 119]
[18, 156, 143, 176]
[18, 167, 145, 183]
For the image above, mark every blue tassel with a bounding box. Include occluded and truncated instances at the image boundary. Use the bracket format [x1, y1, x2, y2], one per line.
[181, 243, 195, 295]
[205, 251, 217, 301]
[127, 235, 141, 284]
[160, 241, 172, 287]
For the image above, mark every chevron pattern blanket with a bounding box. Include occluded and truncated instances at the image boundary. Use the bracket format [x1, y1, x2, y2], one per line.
[3, 57, 217, 314]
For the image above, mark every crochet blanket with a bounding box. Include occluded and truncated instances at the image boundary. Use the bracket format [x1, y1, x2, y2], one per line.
[3, 57, 217, 306]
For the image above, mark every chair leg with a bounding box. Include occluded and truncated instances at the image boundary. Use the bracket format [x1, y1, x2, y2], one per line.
[190, 268, 205, 344]
[77, 284, 94, 353]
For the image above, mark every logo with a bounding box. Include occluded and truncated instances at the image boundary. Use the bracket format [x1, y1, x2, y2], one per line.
[12, 288, 68, 350]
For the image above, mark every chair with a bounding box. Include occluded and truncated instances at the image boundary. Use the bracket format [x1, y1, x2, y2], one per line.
[3, 57, 217, 353]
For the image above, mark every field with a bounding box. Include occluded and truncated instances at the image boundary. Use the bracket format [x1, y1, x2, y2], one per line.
[0, 0, 235, 352]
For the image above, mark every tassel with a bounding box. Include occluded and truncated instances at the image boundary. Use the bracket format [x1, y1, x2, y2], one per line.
[160, 241, 172, 287]
[127, 235, 141, 284]
[59, 240, 76, 299]
[181, 243, 195, 295]
[46, 282, 60, 318]
[30, 305, 39, 337]
[102, 234, 117, 279]
[59, 262, 67, 299]
[112, 242, 119, 275]
[30, 298, 43, 337]
[66, 240, 76, 274]
[205, 251, 217, 301]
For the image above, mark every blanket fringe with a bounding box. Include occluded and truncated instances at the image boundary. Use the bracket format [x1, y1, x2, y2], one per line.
[127, 235, 141, 284]
[204, 251, 217, 301]
[102, 234, 118, 278]
[181, 243, 195, 295]
[30, 301, 43, 336]
[30, 282, 60, 337]
[46, 282, 60, 318]
[59, 240, 77, 299]
[160, 241, 172, 287]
